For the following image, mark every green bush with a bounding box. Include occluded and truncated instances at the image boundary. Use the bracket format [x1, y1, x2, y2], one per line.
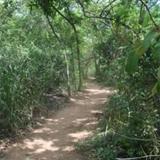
[0, 44, 66, 131]
[84, 36, 160, 159]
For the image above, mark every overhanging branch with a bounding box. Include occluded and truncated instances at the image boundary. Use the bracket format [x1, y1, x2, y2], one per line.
[139, 0, 159, 29]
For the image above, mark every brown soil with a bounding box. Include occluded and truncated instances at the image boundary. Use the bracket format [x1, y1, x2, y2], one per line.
[2, 80, 113, 160]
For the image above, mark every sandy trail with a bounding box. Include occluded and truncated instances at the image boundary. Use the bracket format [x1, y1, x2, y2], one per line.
[3, 81, 113, 160]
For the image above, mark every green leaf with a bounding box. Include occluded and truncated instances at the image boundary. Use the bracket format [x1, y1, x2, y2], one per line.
[143, 30, 159, 50]
[157, 67, 160, 80]
[135, 41, 145, 56]
[126, 51, 139, 74]
[151, 83, 158, 96]
[151, 81, 160, 96]
[153, 43, 160, 61]
[126, 41, 146, 74]
[151, 67, 160, 96]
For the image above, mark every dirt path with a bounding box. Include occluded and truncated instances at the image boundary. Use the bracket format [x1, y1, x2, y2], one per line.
[3, 81, 113, 160]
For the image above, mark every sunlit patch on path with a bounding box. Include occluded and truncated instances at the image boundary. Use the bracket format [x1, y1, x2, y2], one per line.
[4, 81, 114, 160]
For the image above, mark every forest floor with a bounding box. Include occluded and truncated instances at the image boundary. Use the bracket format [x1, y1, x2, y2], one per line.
[2, 79, 114, 160]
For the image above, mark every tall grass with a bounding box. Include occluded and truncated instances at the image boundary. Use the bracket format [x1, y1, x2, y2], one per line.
[0, 43, 66, 131]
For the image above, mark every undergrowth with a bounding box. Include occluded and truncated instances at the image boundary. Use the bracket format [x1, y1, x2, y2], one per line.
[77, 55, 160, 160]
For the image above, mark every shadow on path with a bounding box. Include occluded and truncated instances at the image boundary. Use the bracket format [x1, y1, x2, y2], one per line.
[4, 81, 114, 160]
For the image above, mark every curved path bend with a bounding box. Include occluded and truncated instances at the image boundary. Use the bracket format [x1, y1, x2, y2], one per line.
[4, 81, 113, 160]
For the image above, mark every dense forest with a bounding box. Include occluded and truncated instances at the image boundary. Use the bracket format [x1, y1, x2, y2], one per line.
[0, 0, 160, 159]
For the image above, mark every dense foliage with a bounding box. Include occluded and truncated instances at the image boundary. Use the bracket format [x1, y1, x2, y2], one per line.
[0, 9, 67, 131]
[77, 0, 160, 159]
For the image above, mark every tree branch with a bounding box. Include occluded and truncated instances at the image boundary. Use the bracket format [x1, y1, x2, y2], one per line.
[45, 15, 61, 43]
[99, 0, 118, 17]
[76, 0, 104, 19]
[139, 0, 159, 28]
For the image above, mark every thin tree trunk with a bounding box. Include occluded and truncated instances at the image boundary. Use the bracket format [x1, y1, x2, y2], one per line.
[64, 50, 71, 96]
[70, 46, 77, 90]
[45, 5, 83, 90]
[73, 26, 82, 91]
[94, 52, 100, 76]
[45, 15, 71, 96]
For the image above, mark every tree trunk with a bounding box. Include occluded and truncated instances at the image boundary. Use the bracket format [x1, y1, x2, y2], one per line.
[45, 15, 71, 96]
[64, 50, 71, 96]
[70, 46, 77, 90]
[73, 25, 82, 91]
